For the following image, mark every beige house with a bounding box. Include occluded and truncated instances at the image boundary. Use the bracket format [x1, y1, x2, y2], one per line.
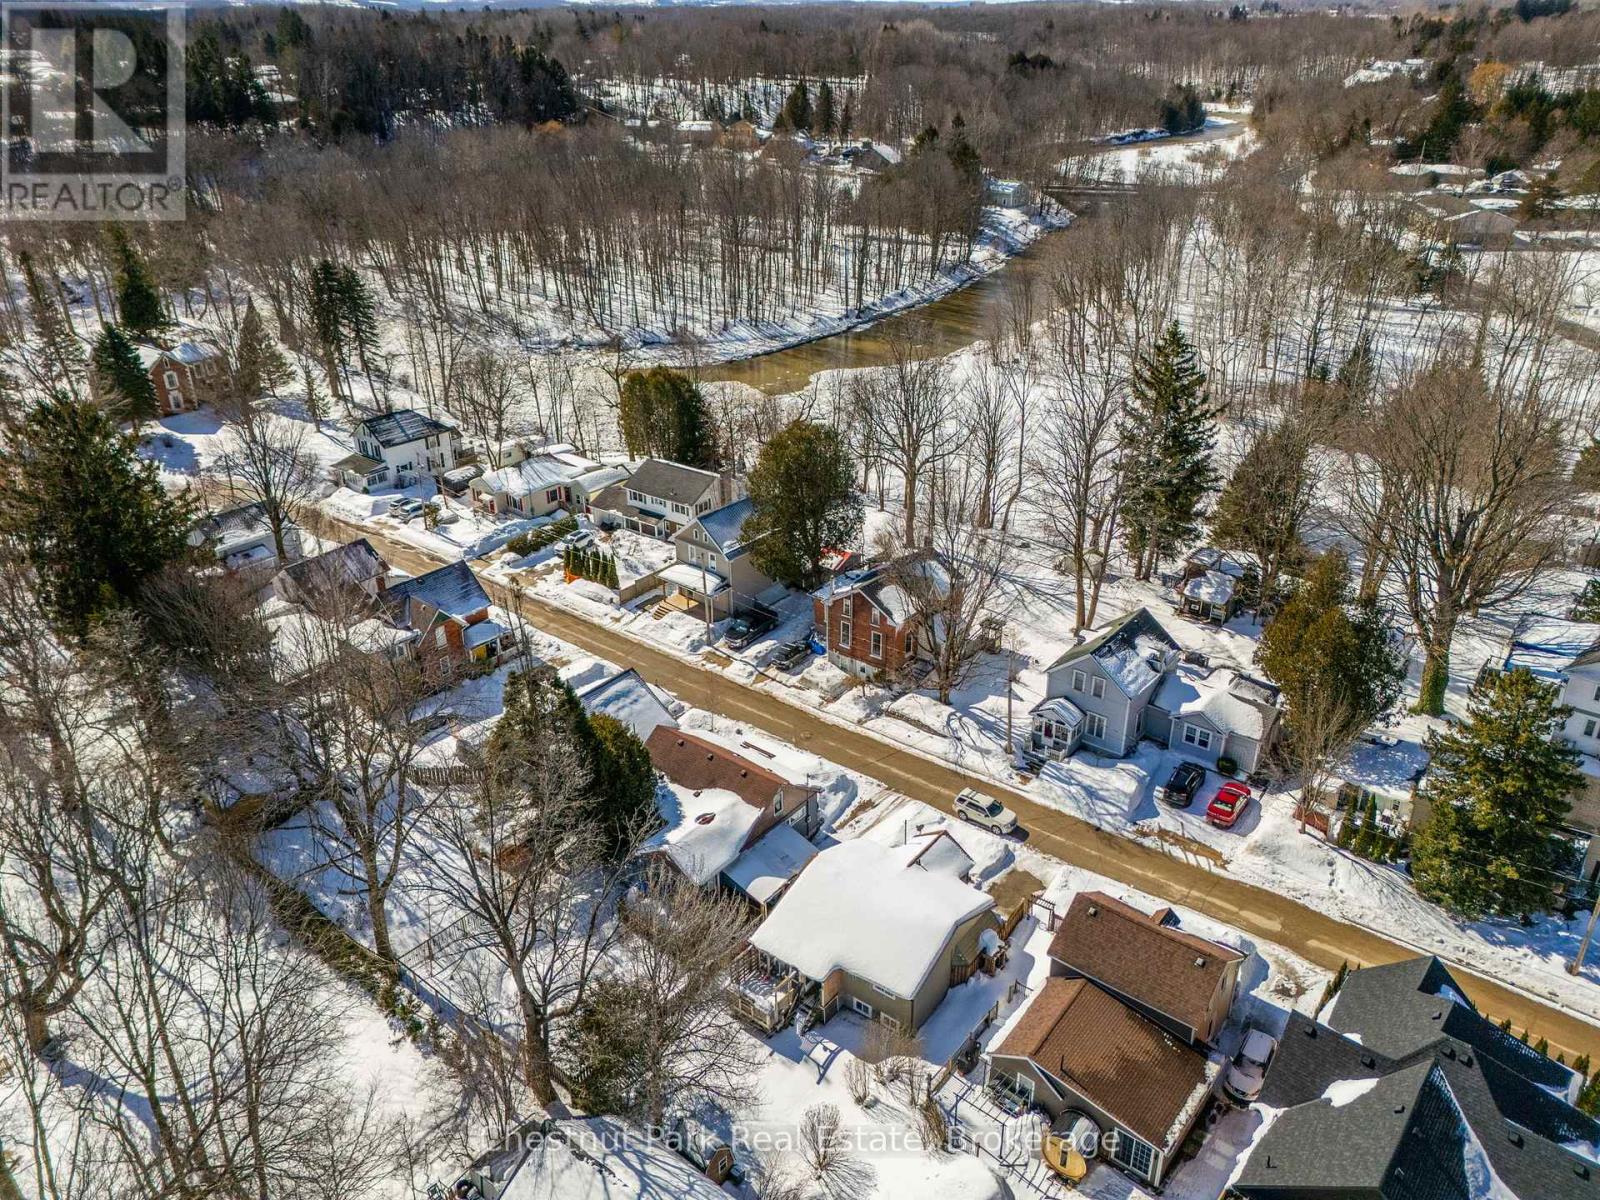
[739, 838, 1001, 1034]
[662, 498, 778, 618]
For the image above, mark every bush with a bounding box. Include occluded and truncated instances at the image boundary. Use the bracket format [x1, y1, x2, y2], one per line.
[1216, 755, 1238, 777]
[506, 515, 578, 558]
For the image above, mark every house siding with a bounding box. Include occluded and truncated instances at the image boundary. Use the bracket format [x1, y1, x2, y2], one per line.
[987, 1054, 1174, 1187]
[1047, 658, 1139, 756]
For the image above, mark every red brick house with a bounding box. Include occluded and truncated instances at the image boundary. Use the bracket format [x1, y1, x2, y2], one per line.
[811, 560, 932, 680]
[137, 340, 224, 416]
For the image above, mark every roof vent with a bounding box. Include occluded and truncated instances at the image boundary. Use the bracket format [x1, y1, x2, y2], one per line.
[695, 813, 715, 826]
[1578, 1163, 1592, 1180]
[1087, 904, 1098, 917]
[1393, 1104, 1407, 1114]
[1362, 1055, 1376, 1069]
[1442, 1046, 1456, 1060]
[706, 753, 714, 762]
[1194, 957, 1207, 968]
[1431, 1010, 1443, 1021]
[1461, 1053, 1472, 1067]
[676, 738, 686, 748]
[740, 769, 748, 778]
[1508, 1132, 1524, 1147]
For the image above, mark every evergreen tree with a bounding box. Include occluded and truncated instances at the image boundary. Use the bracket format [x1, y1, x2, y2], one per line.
[1574, 439, 1600, 492]
[233, 299, 293, 411]
[1574, 1053, 1591, 1082]
[1572, 578, 1600, 622]
[0, 398, 191, 636]
[110, 230, 166, 339]
[1336, 332, 1377, 411]
[308, 260, 350, 402]
[1258, 549, 1405, 752]
[745, 420, 862, 590]
[1411, 668, 1583, 919]
[90, 325, 159, 427]
[588, 712, 658, 858]
[1535, 1036, 1551, 1057]
[814, 80, 835, 137]
[336, 264, 380, 384]
[780, 79, 812, 133]
[839, 94, 854, 140]
[20, 251, 86, 399]
[618, 367, 716, 468]
[1208, 418, 1312, 603]
[1118, 321, 1219, 579]
[1581, 1072, 1600, 1117]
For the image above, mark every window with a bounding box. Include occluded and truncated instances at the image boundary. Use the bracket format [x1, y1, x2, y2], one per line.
[435, 628, 448, 649]
[1012, 1072, 1035, 1104]
[1071, 668, 1087, 693]
[1182, 723, 1213, 751]
[627, 489, 643, 504]
[870, 631, 883, 659]
[1586, 719, 1597, 738]
[672, 502, 689, 515]
[546, 489, 559, 504]
[878, 1013, 903, 1032]
[164, 370, 179, 389]
[367, 467, 389, 484]
[1593, 683, 1600, 703]
[1090, 676, 1105, 700]
[905, 631, 914, 654]
[1084, 712, 1107, 741]
[169, 390, 184, 410]
[871, 983, 897, 998]
[850, 997, 873, 1018]
[840, 619, 852, 648]
[1110, 1132, 1155, 1181]
[774, 792, 785, 815]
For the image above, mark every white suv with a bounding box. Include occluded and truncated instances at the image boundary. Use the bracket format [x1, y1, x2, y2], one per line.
[954, 788, 1020, 836]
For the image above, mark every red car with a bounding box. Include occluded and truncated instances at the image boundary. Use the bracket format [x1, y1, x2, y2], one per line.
[1206, 781, 1252, 828]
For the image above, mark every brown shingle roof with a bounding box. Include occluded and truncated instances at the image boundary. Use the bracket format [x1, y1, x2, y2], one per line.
[1047, 891, 1243, 1037]
[994, 977, 1215, 1150]
[646, 727, 787, 813]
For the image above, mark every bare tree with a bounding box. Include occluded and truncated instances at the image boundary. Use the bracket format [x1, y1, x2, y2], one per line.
[798, 1103, 845, 1177]
[1346, 356, 1572, 714]
[209, 410, 324, 561]
[457, 350, 526, 464]
[855, 326, 959, 543]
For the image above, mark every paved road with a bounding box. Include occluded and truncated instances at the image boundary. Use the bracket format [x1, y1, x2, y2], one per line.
[318, 510, 1600, 1061]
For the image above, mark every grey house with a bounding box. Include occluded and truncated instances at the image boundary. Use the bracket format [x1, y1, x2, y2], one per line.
[662, 498, 778, 618]
[1028, 608, 1182, 760]
[1142, 667, 1281, 774]
[588, 458, 736, 541]
[1234, 957, 1599, 1200]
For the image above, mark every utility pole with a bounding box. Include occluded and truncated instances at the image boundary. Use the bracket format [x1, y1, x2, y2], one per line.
[1004, 623, 1015, 761]
[1571, 884, 1600, 975]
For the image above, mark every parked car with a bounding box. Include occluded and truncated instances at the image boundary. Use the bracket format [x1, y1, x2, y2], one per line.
[1223, 1029, 1279, 1104]
[955, 787, 1019, 836]
[1158, 762, 1206, 807]
[1206, 781, 1253, 828]
[388, 497, 426, 522]
[772, 639, 811, 671]
[725, 610, 778, 650]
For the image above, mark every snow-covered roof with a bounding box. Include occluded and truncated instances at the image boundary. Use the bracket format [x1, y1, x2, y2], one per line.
[1152, 665, 1280, 741]
[1028, 695, 1085, 725]
[473, 450, 602, 498]
[891, 829, 975, 880]
[1044, 607, 1179, 699]
[571, 464, 630, 497]
[494, 1116, 727, 1200]
[1338, 733, 1430, 804]
[811, 554, 950, 625]
[724, 823, 818, 905]
[170, 340, 220, 365]
[649, 782, 762, 885]
[1181, 569, 1236, 606]
[463, 620, 505, 650]
[1497, 615, 1600, 681]
[659, 561, 728, 596]
[749, 839, 993, 998]
[577, 668, 677, 742]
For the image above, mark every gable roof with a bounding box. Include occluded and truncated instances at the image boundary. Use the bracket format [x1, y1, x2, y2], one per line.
[473, 448, 602, 498]
[813, 554, 950, 625]
[1151, 666, 1280, 740]
[577, 668, 677, 742]
[1238, 960, 1600, 1200]
[383, 561, 490, 624]
[1043, 607, 1179, 700]
[358, 409, 454, 448]
[683, 498, 757, 558]
[646, 726, 790, 812]
[749, 838, 994, 998]
[993, 976, 1218, 1151]
[279, 538, 387, 597]
[1047, 891, 1243, 1037]
[626, 458, 719, 507]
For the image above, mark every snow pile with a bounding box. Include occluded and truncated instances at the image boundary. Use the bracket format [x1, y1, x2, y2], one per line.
[1320, 1077, 1380, 1109]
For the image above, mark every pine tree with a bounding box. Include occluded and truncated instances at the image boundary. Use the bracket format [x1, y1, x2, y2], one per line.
[838, 94, 854, 140]
[1573, 439, 1600, 492]
[1118, 321, 1218, 580]
[1581, 1072, 1600, 1116]
[780, 79, 812, 133]
[814, 80, 835, 137]
[20, 251, 86, 399]
[336, 264, 379, 384]
[1535, 1037, 1550, 1057]
[1500, 1017, 1515, 1033]
[0, 398, 192, 636]
[1411, 667, 1584, 919]
[1208, 418, 1313, 603]
[308, 260, 349, 403]
[110, 230, 166, 339]
[1571, 578, 1600, 622]
[233, 299, 293, 411]
[618, 368, 717, 468]
[90, 325, 159, 427]
[300, 356, 327, 425]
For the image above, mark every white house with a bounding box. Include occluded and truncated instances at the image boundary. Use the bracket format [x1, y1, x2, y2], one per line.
[468, 442, 628, 519]
[331, 409, 464, 492]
